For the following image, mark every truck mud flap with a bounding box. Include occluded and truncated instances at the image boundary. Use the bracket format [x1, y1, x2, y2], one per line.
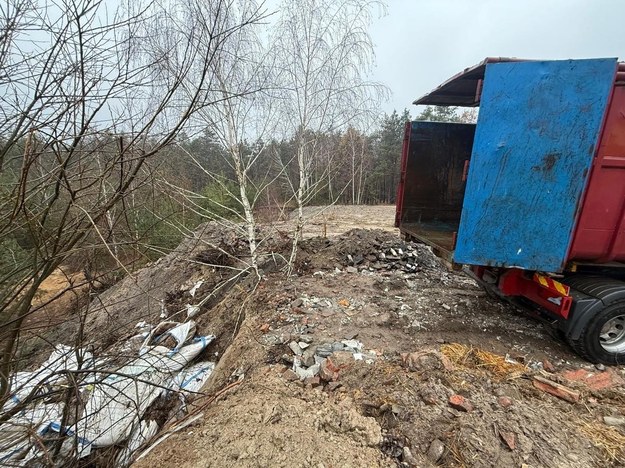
[561, 276, 625, 340]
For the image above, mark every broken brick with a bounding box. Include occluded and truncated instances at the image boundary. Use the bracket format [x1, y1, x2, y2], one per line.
[532, 376, 580, 403]
[319, 357, 340, 382]
[499, 431, 516, 450]
[448, 394, 473, 412]
[561, 368, 624, 391]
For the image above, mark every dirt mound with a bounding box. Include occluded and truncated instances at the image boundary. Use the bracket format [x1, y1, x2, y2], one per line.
[135, 372, 388, 468]
[299, 228, 442, 272]
[339, 352, 597, 467]
[134, 227, 624, 467]
[82, 222, 287, 351]
[14, 210, 625, 467]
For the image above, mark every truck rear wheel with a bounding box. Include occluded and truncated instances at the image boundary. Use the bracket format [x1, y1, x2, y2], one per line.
[568, 301, 625, 365]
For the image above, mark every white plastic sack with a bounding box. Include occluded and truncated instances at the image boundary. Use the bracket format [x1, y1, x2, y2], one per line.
[170, 361, 215, 394]
[0, 321, 214, 466]
[69, 335, 214, 456]
[0, 403, 65, 465]
[115, 419, 159, 466]
[4, 345, 93, 411]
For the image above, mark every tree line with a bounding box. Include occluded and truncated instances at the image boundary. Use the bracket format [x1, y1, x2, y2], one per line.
[0, 0, 475, 427]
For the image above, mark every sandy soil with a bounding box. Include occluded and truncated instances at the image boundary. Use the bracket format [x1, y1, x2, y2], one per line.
[276, 204, 397, 238]
[128, 214, 625, 467]
[17, 205, 625, 467]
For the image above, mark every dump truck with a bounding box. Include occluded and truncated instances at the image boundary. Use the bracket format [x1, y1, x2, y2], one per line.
[395, 57, 625, 364]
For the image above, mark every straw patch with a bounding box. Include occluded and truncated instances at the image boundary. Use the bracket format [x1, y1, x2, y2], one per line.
[440, 343, 526, 380]
[580, 421, 625, 464]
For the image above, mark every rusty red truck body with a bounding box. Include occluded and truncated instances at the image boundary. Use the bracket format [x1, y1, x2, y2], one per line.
[396, 58, 625, 364]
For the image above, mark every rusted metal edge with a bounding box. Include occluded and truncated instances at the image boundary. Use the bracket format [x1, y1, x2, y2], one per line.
[415, 58, 624, 106]
[412, 57, 523, 106]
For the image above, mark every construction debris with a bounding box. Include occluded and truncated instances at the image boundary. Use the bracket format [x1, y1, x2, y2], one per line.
[12, 215, 625, 468]
[561, 368, 625, 391]
[497, 396, 514, 409]
[499, 430, 517, 451]
[532, 375, 581, 403]
[448, 394, 474, 412]
[0, 320, 215, 466]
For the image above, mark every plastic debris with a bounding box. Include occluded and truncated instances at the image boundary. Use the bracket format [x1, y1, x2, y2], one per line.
[0, 321, 215, 466]
[116, 420, 160, 466]
[189, 280, 204, 297]
[186, 304, 200, 318]
[341, 339, 364, 352]
[170, 361, 216, 395]
[145, 321, 197, 349]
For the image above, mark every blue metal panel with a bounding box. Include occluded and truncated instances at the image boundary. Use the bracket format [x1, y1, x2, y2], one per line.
[454, 58, 617, 272]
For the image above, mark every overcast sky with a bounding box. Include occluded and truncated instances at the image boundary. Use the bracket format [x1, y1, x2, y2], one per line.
[370, 0, 625, 115]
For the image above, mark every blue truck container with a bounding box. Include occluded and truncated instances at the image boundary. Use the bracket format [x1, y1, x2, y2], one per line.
[396, 58, 625, 364]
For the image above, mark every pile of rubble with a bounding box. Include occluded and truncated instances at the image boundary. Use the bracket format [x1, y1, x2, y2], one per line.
[344, 242, 432, 274]
[302, 229, 443, 274]
[280, 336, 377, 387]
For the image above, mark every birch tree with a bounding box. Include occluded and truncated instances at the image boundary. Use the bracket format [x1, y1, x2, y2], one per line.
[273, 0, 388, 267]
[0, 0, 265, 406]
[341, 127, 371, 205]
[178, 0, 278, 275]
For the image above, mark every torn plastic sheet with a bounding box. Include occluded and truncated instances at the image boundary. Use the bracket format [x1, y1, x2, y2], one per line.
[0, 322, 215, 466]
[186, 304, 200, 318]
[170, 361, 215, 394]
[145, 321, 197, 349]
[67, 336, 215, 457]
[5, 345, 93, 412]
[189, 280, 204, 297]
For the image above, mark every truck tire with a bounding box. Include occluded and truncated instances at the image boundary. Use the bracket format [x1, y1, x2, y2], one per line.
[568, 300, 625, 365]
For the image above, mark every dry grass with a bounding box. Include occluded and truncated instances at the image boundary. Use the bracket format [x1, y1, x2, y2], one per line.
[441, 343, 526, 380]
[580, 421, 625, 464]
[443, 427, 469, 468]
